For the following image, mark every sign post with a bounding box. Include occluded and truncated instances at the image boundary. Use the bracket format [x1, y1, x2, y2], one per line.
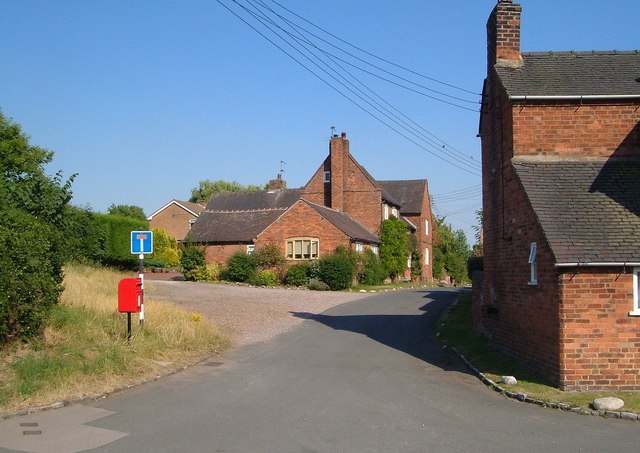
[131, 231, 153, 326]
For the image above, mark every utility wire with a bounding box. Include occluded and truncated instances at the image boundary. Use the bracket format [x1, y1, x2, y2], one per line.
[267, 0, 482, 96]
[224, 0, 480, 175]
[246, 0, 480, 168]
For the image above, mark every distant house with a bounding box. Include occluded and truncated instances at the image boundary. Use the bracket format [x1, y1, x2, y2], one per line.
[188, 132, 433, 281]
[476, 0, 640, 390]
[146, 199, 205, 241]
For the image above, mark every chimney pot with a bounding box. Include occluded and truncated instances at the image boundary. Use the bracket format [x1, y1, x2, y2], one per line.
[341, 132, 347, 139]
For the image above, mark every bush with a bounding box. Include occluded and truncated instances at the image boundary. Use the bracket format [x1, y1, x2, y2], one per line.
[318, 252, 356, 291]
[190, 263, 221, 282]
[181, 245, 206, 281]
[285, 263, 310, 287]
[95, 213, 148, 268]
[150, 228, 180, 268]
[307, 278, 330, 291]
[252, 270, 278, 287]
[254, 244, 285, 270]
[358, 249, 387, 286]
[225, 251, 257, 282]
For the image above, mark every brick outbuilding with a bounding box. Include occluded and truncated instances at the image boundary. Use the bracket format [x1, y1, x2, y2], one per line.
[476, 0, 640, 390]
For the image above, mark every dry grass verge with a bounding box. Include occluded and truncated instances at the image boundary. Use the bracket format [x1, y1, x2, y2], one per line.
[0, 263, 228, 414]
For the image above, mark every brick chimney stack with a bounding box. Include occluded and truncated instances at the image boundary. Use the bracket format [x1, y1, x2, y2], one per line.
[487, 0, 523, 72]
[329, 131, 349, 211]
[268, 173, 286, 190]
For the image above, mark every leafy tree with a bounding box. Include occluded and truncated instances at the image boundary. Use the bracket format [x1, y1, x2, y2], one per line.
[189, 179, 263, 203]
[358, 249, 387, 286]
[61, 205, 107, 263]
[0, 112, 74, 343]
[432, 216, 471, 284]
[379, 215, 409, 281]
[472, 209, 483, 256]
[107, 204, 147, 222]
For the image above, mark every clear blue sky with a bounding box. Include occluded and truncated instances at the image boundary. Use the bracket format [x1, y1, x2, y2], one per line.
[1, 1, 638, 243]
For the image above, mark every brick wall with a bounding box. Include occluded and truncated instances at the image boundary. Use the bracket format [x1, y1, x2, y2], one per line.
[149, 203, 197, 241]
[513, 102, 640, 158]
[559, 268, 639, 391]
[257, 201, 350, 258]
[204, 243, 248, 266]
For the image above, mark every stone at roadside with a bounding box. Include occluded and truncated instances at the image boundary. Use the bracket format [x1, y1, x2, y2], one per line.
[592, 397, 624, 411]
[501, 376, 517, 385]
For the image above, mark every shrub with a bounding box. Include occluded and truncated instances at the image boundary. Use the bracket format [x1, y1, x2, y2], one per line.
[252, 270, 278, 287]
[307, 260, 321, 280]
[358, 249, 387, 286]
[225, 251, 257, 282]
[95, 213, 148, 268]
[150, 228, 180, 268]
[318, 252, 356, 291]
[254, 244, 285, 270]
[285, 263, 310, 287]
[307, 278, 330, 291]
[181, 245, 206, 281]
[191, 263, 221, 282]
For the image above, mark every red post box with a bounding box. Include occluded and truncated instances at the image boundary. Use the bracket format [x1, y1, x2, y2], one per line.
[118, 278, 143, 313]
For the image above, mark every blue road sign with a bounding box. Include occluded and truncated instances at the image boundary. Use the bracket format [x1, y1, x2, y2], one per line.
[131, 231, 153, 254]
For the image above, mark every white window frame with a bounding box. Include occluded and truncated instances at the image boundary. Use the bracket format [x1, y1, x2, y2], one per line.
[323, 171, 330, 183]
[286, 238, 319, 260]
[630, 268, 640, 316]
[425, 219, 429, 236]
[355, 242, 363, 253]
[528, 242, 538, 285]
[189, 219, 196, 229]
[371, 245, 379, 256]
[383, 204, 389, 220]
[246, 244, 255, 255]
[391, 207, 398, 218]
[424, 247, 430, 265]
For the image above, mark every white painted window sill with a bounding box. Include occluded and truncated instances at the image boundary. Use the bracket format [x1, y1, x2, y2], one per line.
[628, 310, 640, 317]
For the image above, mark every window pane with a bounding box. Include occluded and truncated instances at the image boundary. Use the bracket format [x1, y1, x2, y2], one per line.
[311, 241, 318, 257]
[286, 241, 293, 258]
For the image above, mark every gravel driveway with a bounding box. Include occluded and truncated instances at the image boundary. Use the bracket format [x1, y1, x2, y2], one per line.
[146, 281, 371, 347]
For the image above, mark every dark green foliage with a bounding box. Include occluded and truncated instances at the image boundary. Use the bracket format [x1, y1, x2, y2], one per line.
[358, 249, 387, 286]
[432, 216, 471, 284]
[252, 270, 278, 287]
[285, 263, 310, 286]
[410, 248, 423, 281]
[0, 112, 74, 343]
[107, 204, 147, 222]
[95, 214, 146, 268]
[379, 216, 409, 281]
[225, 251, 257, 283]
[317, 252, 356, 291]
[180, 245, 206, 281]
[60, 205, 107, 264]
[467, 255, 484, 280]
[254, 244, 285, 270]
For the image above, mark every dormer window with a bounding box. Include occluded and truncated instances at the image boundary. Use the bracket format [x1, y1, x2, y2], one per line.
[528, 242, 538, 285]
[324, 171, 330, 183]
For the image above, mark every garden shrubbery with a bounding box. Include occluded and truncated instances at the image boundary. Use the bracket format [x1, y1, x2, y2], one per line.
[358, 249, 387, 286]
[225, 251, 258, 282]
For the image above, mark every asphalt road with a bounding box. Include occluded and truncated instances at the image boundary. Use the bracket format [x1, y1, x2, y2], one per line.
[2, 288, 639, 452]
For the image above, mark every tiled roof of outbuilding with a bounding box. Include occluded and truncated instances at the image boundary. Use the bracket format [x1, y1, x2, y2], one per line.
[496, 51, 640, 97]
[377, 180, 427, 214]
[205, 189, 301, 212]
[304, 200, 380, 244]
[513, 157, 640, 264]
[188, 209, 286, 243]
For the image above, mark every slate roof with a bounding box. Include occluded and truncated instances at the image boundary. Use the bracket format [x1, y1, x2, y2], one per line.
[188, 209, 286, 243]
[205, 189, 301, 212]
[352, 160, 402, 207]
[496, 51, 640, 97]
[513, 157, 640, 264]
[304, 201, 380, 244]
[377, 180, 427, 215]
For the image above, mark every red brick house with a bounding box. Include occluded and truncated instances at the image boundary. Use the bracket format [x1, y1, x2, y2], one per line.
[188, 132, 433, 281]
[147, 199, 205, 241]
[476, 0, 640, 390]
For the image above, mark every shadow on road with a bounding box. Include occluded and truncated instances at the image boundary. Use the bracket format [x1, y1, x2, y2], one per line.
[291, 289, 471, 374]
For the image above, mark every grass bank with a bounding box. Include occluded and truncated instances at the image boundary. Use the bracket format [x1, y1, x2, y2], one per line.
[437, 293, 640, 413]
[0, 263, 229, 414]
